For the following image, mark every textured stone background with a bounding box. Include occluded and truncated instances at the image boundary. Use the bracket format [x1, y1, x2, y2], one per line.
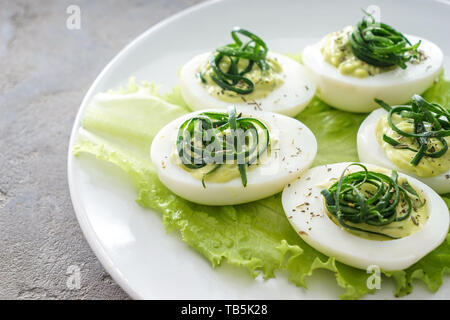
[0, 0, 203, 300]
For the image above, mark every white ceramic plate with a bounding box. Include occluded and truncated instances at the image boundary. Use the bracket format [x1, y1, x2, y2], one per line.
[68, 0, 450, 299]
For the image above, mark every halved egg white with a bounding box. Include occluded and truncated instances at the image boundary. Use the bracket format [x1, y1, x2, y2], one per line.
[281, 162, 449, 271]
[302, 35, 443, 113]
[179, 52, 316, 117]
[358, 108, 450, 194]
[151, 109, 317, 205]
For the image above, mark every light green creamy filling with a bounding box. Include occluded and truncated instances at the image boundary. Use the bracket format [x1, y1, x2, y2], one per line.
[376, 115, 450, 177]
[197, 56, 284, 102]
[171, 152, 248, 183]
[320, 26, 394, 78]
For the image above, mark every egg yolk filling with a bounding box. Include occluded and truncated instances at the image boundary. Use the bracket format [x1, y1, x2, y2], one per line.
[173, 106, 271, 187]
[375, 96, 450, 178]
[195, 27, 284, 102]
[321, 163, 428, 241]
[320, 26, 390, 78]
[197, 55, 284, 102]
[320, 13, 422, 78]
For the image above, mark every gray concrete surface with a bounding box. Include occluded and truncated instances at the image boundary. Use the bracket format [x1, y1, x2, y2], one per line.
[0, 0, 204, 300]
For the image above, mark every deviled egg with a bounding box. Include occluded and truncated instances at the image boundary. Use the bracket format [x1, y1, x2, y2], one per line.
[282, 162, 449, 271]
[358, 95, 450, 194]
[302, 13, 443, 113]
[151, 106, 317, 205]
[179, 27, 315, 117]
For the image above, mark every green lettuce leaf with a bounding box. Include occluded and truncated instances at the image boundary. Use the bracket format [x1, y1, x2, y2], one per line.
[73, 71, 450, 300]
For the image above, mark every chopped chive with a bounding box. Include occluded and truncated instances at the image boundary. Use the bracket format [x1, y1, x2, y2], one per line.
[375, 95, 450, 166]
[350, 11, 421, 69]
[208, 27, 269, 95]
[321, 163, 422, 239]
[176, 106, 270, 188]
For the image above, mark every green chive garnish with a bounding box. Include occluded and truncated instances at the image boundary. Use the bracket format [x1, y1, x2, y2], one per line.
[176, 106, 270, 188]
[202, 27, 269, 95]
[349, 11, 421, 69]
[375, 95, 450, 166]
[321, 163, 421, 239]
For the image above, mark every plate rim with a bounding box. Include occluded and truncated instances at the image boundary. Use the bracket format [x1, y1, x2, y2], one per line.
[67, 0, 223, 300]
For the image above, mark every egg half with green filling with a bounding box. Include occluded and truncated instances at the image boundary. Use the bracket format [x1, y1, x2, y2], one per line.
[282, 162, 449, 271]
[302, 14, 443, 113]
[357, 95, 450, 194]
[151, 106, 317, 205]
[179, 27, 315, 117]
